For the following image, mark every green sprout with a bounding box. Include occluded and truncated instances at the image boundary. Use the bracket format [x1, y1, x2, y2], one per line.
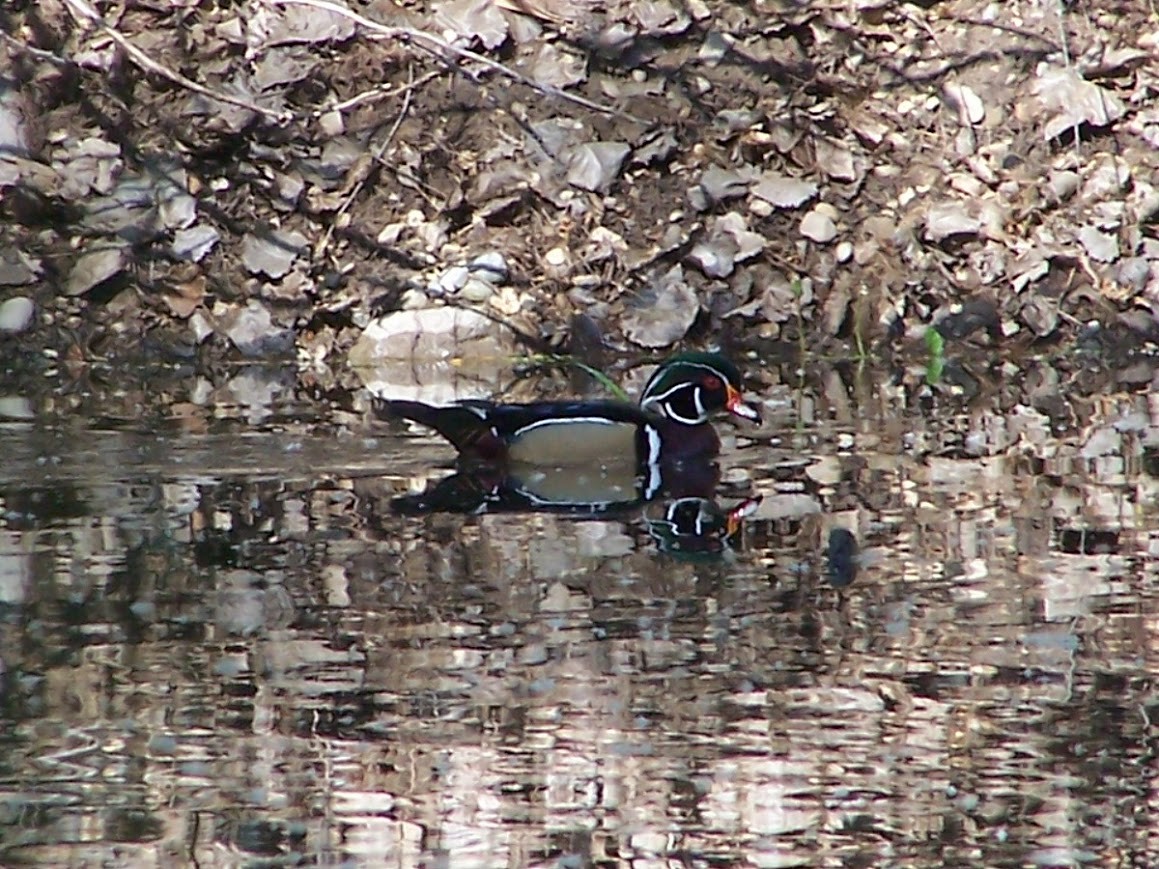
[924, 327, 945, 385]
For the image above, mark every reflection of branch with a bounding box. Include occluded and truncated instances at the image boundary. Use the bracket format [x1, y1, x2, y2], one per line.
[60, 0, 293, 124]
[268, 0, 647, 126]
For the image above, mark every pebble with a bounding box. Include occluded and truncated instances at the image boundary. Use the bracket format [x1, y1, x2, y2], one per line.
[0, 296, 34, 333]
[436, 266, 469, 294]
[800, 209, 837, 243]
[460, 277, 494, 303]
[468, 251, 508, 283]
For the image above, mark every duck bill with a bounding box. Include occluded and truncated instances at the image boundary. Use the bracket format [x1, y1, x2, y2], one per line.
[726, 385, 762, 423]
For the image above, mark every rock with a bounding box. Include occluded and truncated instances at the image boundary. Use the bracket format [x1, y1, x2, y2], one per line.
[814, 137, 859, 182]
[1048, 170, 1081, 201]
[349, 306, 521, 403]
[0, 396, 34, 419]
[622, 265, 699, 347]
[1077, 225, 1119, 263]
[171, 224, 220, 262]
[460, 277, 494, 303]
[566, 142, 630, 192]
[434, 0, 509, 50]
[0, 248, 39, 286]
[0, 296, 34, 333]
[1033, 67, 1126, 140]
[924, 202, 980, 241]
[468, 251, 508, 283]
[800, 209, 837, 243]
[697, 166, 753, 204]
[1116, 257, 1150, 292]
[943, 81, 985, 125]
[752, 173, 817, 208]
[217, 300, 295, 356]
[66, 246, 126, 296]
[689, 241, 734, 278]
[436, 266, 469, 295]
[241, 229, 308, 279]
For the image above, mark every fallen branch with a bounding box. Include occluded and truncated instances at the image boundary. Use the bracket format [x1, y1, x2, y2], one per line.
[61, 0, 294, 124]
[266, 0, 648, 127]
[314, 66, 418, 259]
[320, 68, 442, 118]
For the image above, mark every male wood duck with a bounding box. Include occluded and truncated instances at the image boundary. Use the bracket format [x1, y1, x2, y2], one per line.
[374, 352, 762, 472]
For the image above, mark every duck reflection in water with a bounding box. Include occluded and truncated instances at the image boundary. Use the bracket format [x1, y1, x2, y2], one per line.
[388, 459, 761, 559]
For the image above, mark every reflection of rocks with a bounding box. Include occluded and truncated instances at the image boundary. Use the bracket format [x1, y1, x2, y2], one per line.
[349, 307, 522, 403]
[215, 569, 295, 637]
[1, 358, 1158, 865]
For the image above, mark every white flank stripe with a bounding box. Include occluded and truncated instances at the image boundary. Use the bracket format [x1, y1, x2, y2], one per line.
[511, 416, 619, 438]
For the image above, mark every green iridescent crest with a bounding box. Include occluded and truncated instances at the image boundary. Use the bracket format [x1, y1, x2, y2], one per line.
[639, 353, 755, 426]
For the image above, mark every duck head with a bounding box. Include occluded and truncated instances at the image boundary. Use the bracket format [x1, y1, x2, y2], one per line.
[639, 353, 762, 426]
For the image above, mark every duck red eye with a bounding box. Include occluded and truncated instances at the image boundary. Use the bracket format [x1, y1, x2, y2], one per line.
[702, 375, 723, 390]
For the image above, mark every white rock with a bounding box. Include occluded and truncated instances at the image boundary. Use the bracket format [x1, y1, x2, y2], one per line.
[751, 173, 817, 208]
[437, 266, 469, 294]
[800, 209, 837, 243]
[460, 277, 494, 302]
[943, 81, 985, 125]
[0, 396, 34, 419]
[1077, 225, 1120, 263]
[468, 251, 508, 282]
[0, 296, 34, 333]
[924, 202, 980, 240]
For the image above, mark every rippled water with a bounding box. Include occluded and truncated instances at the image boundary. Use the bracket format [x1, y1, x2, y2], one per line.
[1, 363, 1157, 867]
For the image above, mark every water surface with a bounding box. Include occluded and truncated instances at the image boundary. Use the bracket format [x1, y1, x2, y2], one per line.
[1, 363, 1156, 867]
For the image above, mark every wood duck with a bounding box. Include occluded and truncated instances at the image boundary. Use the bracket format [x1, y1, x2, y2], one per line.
[374, 352, 762, 471]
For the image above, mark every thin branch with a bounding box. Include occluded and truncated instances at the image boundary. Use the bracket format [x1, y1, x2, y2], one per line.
[267, 0, 648, 126]
[941, 13, 1062, 52]
[0, 29, 72, 65]
[60, 0, 293, 124]
[319, 68, 443, 117]
[314, 67, 417, 259]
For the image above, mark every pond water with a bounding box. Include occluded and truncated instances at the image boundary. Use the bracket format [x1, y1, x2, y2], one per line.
[1, 361, 1157, 868]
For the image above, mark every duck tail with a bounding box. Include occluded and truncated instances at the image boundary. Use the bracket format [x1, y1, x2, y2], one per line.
[373, 399, 499, 457]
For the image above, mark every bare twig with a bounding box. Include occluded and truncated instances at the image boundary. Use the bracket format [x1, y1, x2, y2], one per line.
[267, 0, 648, 126]
[313, 67, 417, 259]
[1054, 0, 1072, 67]
[60, 0, 293, 124]
[320, 68, 443, 117]
[0, 29, 71, 65]
[941, 13, 1062, 52]
[902, 8, 947, 57]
